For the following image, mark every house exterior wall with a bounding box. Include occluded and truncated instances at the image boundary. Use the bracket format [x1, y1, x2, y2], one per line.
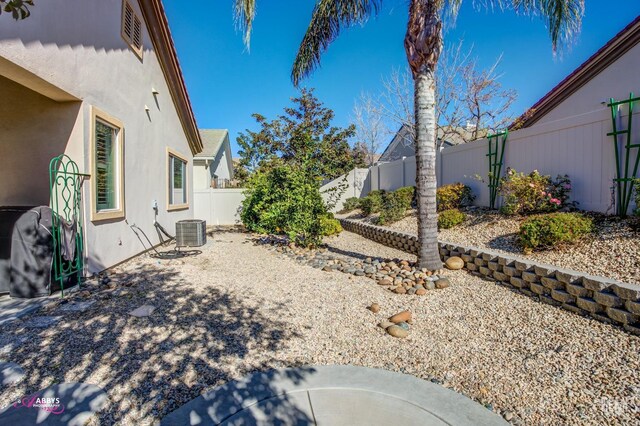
[0, 76, 83, 206]
[0, 0, 196, 272]
[536, 43, 640, 125]
[193, 160, 212, 191]
[214, 149, 232, 180]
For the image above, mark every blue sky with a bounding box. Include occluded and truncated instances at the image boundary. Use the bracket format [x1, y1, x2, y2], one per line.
[164, 1, 640, 156]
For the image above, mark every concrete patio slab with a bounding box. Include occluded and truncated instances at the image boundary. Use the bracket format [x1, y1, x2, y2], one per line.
[0, 382, 108, 426]
[160, 365, 508, 426]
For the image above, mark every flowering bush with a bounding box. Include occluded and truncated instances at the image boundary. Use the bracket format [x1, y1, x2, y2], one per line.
[436, 183, 475, 212]
[519, 213, 593, 253]
[499, 169, 575, 215]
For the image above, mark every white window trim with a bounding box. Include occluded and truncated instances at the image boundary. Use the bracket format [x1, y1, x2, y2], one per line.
[90, 107, 125, 222]
[166, 147, 189, 211]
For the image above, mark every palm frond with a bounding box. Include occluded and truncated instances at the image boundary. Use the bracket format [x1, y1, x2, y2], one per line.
[234, 0, 257, 50]
[292, 0, 381, 86]
[511, 0, 585, 50]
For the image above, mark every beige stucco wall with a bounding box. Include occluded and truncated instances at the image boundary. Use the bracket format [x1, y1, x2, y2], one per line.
[193, 159, 213, 190]
[0, 75, 83, 206]
[0, 0, 196, 272]
[537, 43, 640, 125]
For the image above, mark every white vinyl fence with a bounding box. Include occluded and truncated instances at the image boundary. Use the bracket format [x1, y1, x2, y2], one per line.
[193, 188, 245, 226]
[367, 107, 640, 214]
[320, 168, 370, 212]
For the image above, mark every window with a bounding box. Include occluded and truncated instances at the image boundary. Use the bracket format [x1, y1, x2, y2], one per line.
[91, 108, 125, 221]
[167, 149, 188, 210]
[121, 0, 143, 59]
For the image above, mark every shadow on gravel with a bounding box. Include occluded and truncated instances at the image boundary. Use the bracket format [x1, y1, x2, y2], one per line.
[0, 260, 304, 424]
[486, 233, 521, 254]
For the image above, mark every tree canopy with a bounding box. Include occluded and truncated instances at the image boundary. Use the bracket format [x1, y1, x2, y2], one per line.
[236, 88, 365, 182]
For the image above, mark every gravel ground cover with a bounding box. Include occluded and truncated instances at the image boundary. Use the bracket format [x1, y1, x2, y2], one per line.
[0, 231, 639, 425]
[342, 208, 640, 284]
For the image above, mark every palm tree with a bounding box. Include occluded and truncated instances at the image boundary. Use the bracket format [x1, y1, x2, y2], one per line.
[235, 0, 584, 270]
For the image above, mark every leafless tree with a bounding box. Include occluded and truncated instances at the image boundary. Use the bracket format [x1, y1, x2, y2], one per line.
[351, 92, 386, 166]
[461, 54, 517, 140]
[372, 40, 517, 147]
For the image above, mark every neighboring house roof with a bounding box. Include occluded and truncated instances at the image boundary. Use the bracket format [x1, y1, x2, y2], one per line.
[378, 124, 482, 163]
[196, 129, 234, 179]
[512, 15, 640, 129]
[196, 129, 228, 158]
[379, 125, 413, 162]
[138, 0, 203, 155]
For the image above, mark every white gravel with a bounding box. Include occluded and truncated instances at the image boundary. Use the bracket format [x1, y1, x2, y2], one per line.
[0, 230, 638, 425]
[344, 208, 640, 284]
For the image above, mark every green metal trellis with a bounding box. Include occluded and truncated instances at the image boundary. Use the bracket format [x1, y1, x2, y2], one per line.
[607, 93, 640, 217]
[486, 130, 508, 209]
[49, 154, 86, 296]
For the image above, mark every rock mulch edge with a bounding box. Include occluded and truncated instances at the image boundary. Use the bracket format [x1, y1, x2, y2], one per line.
[253, 236, 449, 296]
[340, 218, 640, 335]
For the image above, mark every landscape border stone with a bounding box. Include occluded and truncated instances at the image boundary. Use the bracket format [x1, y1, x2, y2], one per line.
[340, 218, 640, 334]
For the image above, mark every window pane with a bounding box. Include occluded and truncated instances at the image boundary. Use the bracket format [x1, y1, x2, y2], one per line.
[169, 155, 187, 205]
[96, 121, 117, 211]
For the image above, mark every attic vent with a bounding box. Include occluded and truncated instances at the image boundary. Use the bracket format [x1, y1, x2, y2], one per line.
[175, 220, 207, 248]
[122, 0, 143, 59]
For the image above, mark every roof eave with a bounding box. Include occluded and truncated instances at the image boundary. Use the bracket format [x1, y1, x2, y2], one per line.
[139, 0, 203, 155]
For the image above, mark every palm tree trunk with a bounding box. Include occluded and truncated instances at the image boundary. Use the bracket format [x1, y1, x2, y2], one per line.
[414, 71, 442, 270]
[405, 0, 443, 270]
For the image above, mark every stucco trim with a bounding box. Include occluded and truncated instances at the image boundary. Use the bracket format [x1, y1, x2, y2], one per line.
[138, 0, 203, 156]
[166, 147, 190, 211]
[0, 56, 79, 102]
[89, 106, 126, 223]
[513, 16, 640, 129]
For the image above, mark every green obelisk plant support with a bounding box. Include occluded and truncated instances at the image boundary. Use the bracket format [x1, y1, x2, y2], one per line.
[486, 130, 508, 209]
[607, 93, 640, 217]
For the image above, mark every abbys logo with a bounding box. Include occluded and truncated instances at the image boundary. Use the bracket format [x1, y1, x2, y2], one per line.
[13, 393, 65, 414]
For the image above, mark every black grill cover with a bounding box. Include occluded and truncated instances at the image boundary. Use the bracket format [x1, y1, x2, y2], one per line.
[0, 207, 33, 294]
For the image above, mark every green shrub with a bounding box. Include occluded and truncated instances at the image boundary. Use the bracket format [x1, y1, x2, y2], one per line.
[499, 169, 575, 215]
[360, 190, 385, 216]
[320, 215, 343, 236]
[438, 209, 466, 229]
[519, 213, 593, 253]
[378, 190, 412, 225]
[341, 197, 361, 212]
[436, 183, 475, 212]
[240, 165, 327, 247]
[394, 186, 415, 208]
